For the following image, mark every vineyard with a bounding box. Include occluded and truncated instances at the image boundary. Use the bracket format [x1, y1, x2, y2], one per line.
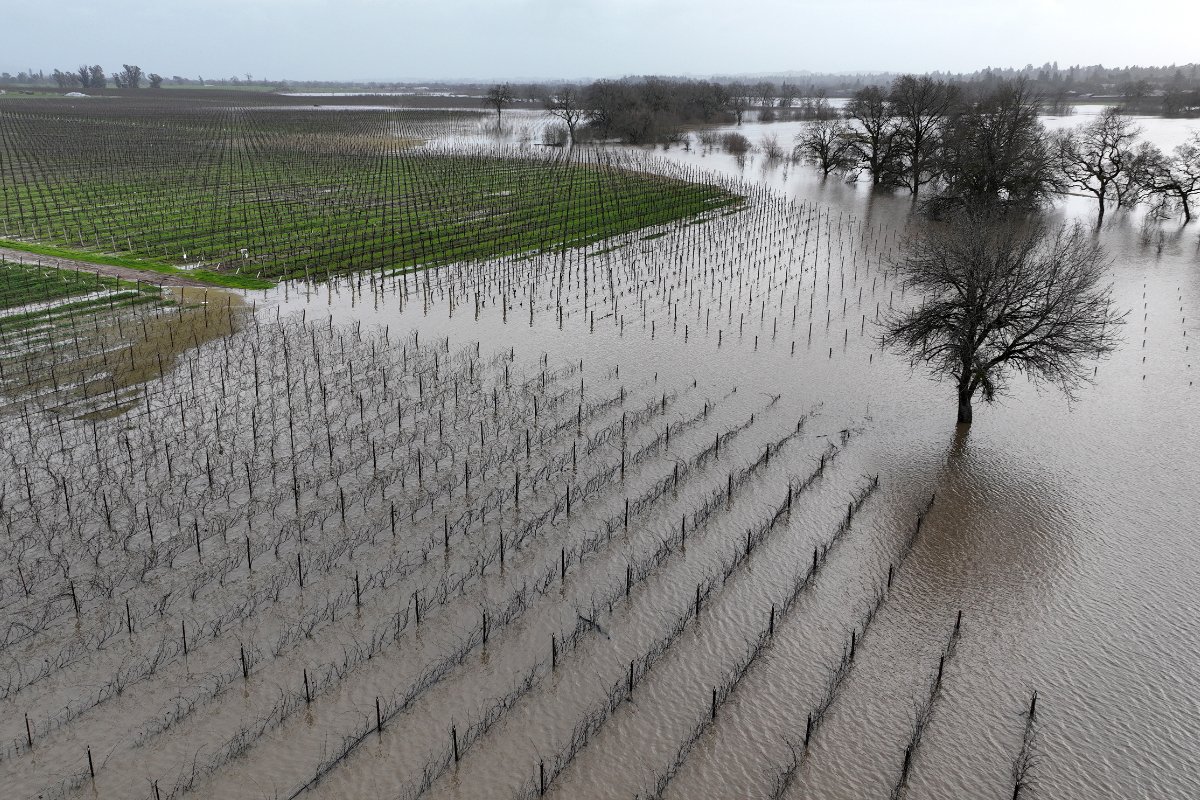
[0, 91, 1193, 800]
[0, 96, 735, 284]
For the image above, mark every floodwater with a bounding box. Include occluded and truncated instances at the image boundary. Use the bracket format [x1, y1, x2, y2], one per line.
[0, 109, 1197, 800]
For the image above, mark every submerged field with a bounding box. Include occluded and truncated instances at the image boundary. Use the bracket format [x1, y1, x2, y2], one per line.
[0, 94, 1197, 800]
[0, 98, 736, 283]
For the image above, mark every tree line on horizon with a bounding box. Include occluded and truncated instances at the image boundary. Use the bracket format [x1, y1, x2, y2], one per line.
[6, 60, 1199, 113]
[792, 78, 1199, 225]
[710, 62, 1200, 116]
[44, 64, 163, 90]
[24, 66, 263, 91]
[478, 76, 1199, 225]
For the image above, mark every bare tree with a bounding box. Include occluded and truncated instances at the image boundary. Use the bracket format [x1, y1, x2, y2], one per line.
[845, 86, 900, 187]
[793, 118, 856, 177]
[544, 86, 585, 144]
[882, 213, 1123, 425]
[751, 80, 776, 109]
[889, 75, 957, 196]
[483, 83, 514, 127]
[1055, 107, 1141, 225]
[777, 82, 799, 108]
[1141, 134, 1200, 222]
[582, 79, 621, 139]
[933, 80, 1057, 216]
[76, 65, 91, 88]
[1111, 141, 1160, 209]
[726, 82, 750, 125]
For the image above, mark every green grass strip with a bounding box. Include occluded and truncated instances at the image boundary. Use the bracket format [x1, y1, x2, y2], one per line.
[0, 240, 274, 290]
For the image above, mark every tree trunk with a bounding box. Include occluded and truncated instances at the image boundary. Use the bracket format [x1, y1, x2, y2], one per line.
[1182, 195, 1192, 223]
[1096, 194, 1105, 226]
[957, 388, 973, 425]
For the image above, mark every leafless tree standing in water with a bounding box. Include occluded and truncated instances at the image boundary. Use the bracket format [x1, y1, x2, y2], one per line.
[845, 85, 900, 187]
[1140, 133, 1200, 222]
[1055, 107, 1141, 225]
[793, 118, 855, 178]
[882, 212, 1124, 425]
[931, 80, 1058, 217]
[889, 75, 958, 196]
[484, 83, 514, 127]
[545, 86, 585, 145]
[726, 82, 750, 125]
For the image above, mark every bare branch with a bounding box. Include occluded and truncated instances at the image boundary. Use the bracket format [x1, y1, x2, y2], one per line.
[881, 213, 1124, 424]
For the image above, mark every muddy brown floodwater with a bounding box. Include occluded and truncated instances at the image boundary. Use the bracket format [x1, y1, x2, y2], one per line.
[0, 110, 1197, 800]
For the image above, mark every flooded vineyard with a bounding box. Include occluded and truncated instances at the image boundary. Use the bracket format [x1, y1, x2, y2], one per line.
[0, 101, 1198, 800]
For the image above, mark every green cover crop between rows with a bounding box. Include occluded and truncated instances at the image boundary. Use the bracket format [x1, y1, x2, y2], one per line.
[0, 103, 738, 285]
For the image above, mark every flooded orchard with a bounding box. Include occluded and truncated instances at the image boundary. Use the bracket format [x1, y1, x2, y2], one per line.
[0, 100, 1197, 800]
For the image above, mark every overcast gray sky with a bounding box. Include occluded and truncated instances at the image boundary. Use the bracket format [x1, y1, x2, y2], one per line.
[6, 0, 1198, 82]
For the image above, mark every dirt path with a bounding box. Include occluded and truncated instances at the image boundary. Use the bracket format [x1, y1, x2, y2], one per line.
[0, 246, 212, 287]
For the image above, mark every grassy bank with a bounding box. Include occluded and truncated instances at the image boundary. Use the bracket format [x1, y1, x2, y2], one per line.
[0, 240, 273, 289]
